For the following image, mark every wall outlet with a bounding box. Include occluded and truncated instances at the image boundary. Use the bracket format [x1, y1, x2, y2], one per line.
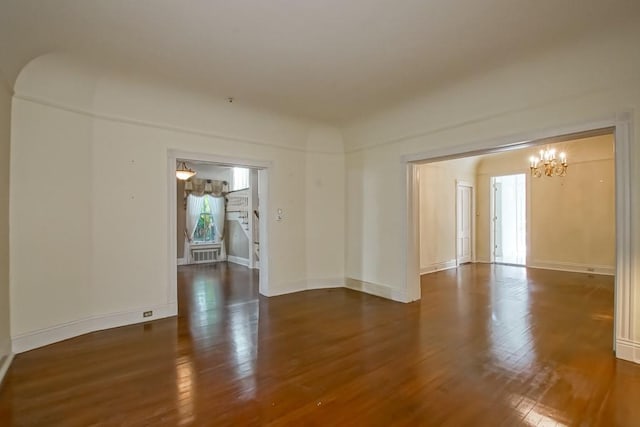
[143, 310, 153, 318]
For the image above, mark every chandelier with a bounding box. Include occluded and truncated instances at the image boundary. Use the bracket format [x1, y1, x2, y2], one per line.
[529, 148, 567, 178]
[176, 161, 196, 180]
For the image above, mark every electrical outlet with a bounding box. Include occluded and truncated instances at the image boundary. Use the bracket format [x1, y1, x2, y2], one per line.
[143, 310, 153, 318]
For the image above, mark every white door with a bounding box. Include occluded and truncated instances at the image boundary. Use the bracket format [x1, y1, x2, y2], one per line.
[456, 184, 472, 264]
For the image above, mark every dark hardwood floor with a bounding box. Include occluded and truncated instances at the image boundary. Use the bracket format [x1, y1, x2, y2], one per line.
[1, 262, 639, 426]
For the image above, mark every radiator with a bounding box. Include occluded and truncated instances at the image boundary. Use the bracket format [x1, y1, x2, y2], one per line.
[190, 246, 220, 264]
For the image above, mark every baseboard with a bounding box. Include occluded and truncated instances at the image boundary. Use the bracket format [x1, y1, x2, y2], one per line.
[616, 338, 640, 363]
[0, 338, 14, 386]
[528, 260, 614, 276]
[420, 259, 457, 275]
[177, 257, 187, 266]
[265, 278, 345, 297]
[307, 278, 345, 290]
[345, 278, 408, 303]
[12, 302, 177, 354]
[227, 255, 250, 267]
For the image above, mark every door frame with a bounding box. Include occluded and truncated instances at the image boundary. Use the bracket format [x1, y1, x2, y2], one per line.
[167, 149, 272, 302]
[402, 113, 633, 360]
[489, 173, 527, 266]
[455, 180, 474, 265]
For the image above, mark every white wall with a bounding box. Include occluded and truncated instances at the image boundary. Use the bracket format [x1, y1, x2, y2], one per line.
[344, 23, 640, 353]
[305, 127, 345, 288]
[418, 157, 476, 273]
[0, 76, 12, 370]
[10, 53, 346, 350]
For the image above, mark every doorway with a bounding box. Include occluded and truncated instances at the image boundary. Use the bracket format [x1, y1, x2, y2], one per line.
[167, 150, 271, 308]
[456, 181, 473, 264]
[491, 174, 526, 265]
[405, 120, 632, 359]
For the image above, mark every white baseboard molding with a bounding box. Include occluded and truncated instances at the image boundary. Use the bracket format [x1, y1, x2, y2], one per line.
[227, 255, 250, 267]
[177, 257, 187, 266]
[528, 260, 615, 276]
[345, 278, 408, 303]
[12, 302, 177, 354]
[475, 258, 492, 264]
[265, 278, 345, 297]
[616, 338, 640, 363]
[0, 338, 14, 385]
[420, 259, 457, 275]
[307, 278, 345, 290]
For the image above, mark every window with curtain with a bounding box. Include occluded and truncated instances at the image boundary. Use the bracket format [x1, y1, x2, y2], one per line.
[193, 197, 216, 242]
[232, 167, 250, 191]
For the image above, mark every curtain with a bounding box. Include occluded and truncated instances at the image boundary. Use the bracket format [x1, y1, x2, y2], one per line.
[209, 195, 227, 259]
[209, 195, 226, 241]
[186, 194, 205, 241]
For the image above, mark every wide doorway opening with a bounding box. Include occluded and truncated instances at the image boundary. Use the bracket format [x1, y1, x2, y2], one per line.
[174, 158, 265, 320]
[411, 126, 624, 356]
[167, 151, 271, 315]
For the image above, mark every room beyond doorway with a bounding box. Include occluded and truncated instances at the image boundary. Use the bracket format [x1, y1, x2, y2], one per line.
[491, 174, 526, 266]
[167, 150, 271, 304]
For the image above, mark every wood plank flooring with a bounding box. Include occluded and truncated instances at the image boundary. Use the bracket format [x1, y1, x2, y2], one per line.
[1, 263, 639, 426]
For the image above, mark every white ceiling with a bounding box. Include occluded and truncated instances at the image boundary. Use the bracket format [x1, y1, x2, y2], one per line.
[1, 1, 639, 124]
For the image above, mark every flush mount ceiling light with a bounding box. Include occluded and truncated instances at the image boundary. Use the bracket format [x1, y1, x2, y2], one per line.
[176, 161, 196, 180]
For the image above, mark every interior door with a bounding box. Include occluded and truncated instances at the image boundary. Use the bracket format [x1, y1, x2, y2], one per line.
[493, 181, 503, 259]
[456, 184, 472, 264]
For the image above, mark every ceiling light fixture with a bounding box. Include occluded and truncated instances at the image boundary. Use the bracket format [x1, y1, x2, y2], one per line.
[529, 147, 567, 178]
[176, 161, 196, 180]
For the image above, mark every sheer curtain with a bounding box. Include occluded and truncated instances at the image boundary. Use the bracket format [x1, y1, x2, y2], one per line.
[209, 195, 227, 260]
[186, 195, 205, 242]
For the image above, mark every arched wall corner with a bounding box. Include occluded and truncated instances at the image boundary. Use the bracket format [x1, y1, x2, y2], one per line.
[402, 113, 636, 363]
[9, 53, 347, 353]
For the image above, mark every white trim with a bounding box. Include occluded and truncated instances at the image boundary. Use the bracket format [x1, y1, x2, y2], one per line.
[345, 278, 408, 303]
[227, 255, 250, 267]
[527, 261, 615, 276]
[261, 280, 306, 297]
[307, 278, 346, 290]
[263, 278, 345, 297]
[0, 339, 14, 385]
[257, 169, 270, 295]
[167, 155, 178, 305]
[616, 338, 640, 364]
[177, 257, 187, 266]
[403, 113, 634, 361]
[14, 94, 342, 155]
[420, 259, 458, 275]
[614, 112, 633, 347]
[170, 150, 272, 170]
[167, 150, 272, 298]
[403, 163, 421, 302]
[11, 303, 177, 354]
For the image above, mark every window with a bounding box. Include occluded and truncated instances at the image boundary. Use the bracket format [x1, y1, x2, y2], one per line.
[193, 196, 216, 242]
[232, 167, 250, 191]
